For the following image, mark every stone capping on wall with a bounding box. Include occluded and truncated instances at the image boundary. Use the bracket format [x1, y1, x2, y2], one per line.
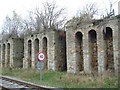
[24, 29, 58, 37]
[0, 37, 23, 42]
[24, 29, 66, 39]
[66, 14, 120, 31]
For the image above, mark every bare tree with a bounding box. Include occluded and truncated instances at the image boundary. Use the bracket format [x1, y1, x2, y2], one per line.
[66, 3, 98, 29]
[105, 1, 115, 18]
[2, 1, 67, 39]
[77, 3, 98, 21]
[34, 1, 66, 30]
[0, 33, 2, 40]
[21, 12, 36, 35]
[2, 11, 23, 38]
[2, 15, 12, 35]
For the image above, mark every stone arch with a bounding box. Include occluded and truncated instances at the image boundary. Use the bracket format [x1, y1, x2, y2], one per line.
[42, 37, 48, 70]
[2, 44, 5, 67]
[103, 27, 114, 71]
[75, 31, 83, 72]
[28, 40, 32, 68]
[7, 43, 10, 67]
[34, 38, 39, 67]
[88, 30, 98, 72]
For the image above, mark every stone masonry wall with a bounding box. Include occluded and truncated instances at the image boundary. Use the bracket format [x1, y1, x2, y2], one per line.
[66, 15, 120, 74]
[0, 15, 119, 75]
[23, 30, 67, 71]
[0, 38, 24, 68]
[13, 38, 24, 67]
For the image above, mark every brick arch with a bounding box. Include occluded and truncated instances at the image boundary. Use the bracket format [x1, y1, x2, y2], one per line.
[75, 31, 83, 72]
[103, 27, 114, 72]
[88, 30, 98, 72]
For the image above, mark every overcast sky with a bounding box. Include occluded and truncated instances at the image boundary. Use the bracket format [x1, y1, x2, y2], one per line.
[0, 0, 119, 33]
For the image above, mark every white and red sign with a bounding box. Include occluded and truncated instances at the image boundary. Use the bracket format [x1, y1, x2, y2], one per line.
[38, 52, 46, 61]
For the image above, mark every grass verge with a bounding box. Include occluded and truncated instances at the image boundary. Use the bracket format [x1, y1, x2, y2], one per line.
[2, 68, 119, 88]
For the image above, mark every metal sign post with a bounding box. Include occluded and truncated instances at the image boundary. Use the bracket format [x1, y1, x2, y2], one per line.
[37, 61, 44, 81]
[40, 68, 42, 81]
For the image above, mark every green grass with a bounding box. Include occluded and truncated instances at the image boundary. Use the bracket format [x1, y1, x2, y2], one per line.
[2, 68, 119, 88]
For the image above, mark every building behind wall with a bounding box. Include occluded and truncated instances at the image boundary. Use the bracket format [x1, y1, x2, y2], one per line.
[0, 37, 24, 68]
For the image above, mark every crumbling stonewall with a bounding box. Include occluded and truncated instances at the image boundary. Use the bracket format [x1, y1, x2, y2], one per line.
[0, 15, 120, 75]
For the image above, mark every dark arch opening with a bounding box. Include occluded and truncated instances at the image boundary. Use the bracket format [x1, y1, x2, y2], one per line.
[28, 40, 32, 68]
[7, 43, 10, 67]
[42, 37, 48, 70]
[34, 38, 39, 67]
[2, 44, 5, 67]
[88, 30, 98, 72]
[61, 35, 67, 71]
[58, 31, 67, 71]
[75, 32, 83, 72]
[103, 27, 114, 72]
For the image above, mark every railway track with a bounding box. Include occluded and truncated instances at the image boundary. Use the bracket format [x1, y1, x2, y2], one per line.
[0, 76, 56, 90]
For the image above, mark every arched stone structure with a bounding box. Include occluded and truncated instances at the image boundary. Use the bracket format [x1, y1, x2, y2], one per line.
[0, 38, 24, 68]
[23, 30, 67, 71]
[0, 15, 119, 75]
[66, 15, 120, 74]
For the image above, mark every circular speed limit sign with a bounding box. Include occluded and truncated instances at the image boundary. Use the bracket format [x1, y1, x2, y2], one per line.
[38, 52, 45, 61]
